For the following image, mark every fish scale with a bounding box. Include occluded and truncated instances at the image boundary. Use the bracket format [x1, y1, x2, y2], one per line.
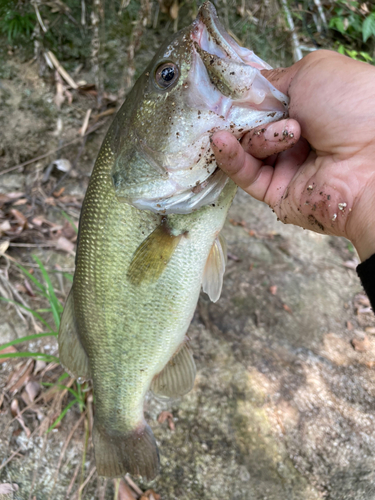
[76, 133, 237, 431]
[58, 1, 288, 480]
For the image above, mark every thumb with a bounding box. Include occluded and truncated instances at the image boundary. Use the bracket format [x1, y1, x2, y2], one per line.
[261, 66, 299, 96]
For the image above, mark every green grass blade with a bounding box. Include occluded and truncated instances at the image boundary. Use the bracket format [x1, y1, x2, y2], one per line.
[32, 255, 62, 329]
[0, 332, 57, 351]
[0, 297, 54, 331]
[58, 372, 70, 382]
[62, 273, 73, 283]
[14, 262, 48, 298]
[47, 399, 77, 432]
[61, 210, 79, 234]
[0, 352, 59, 362]
[41, 383, 83, 402]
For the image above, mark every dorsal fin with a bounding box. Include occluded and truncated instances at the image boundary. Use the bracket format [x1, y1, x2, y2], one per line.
[151, 340, 196, 399]
[127, 217, 185, 286]
[202, 233, 227, 302]
[58, 288, 90, 381]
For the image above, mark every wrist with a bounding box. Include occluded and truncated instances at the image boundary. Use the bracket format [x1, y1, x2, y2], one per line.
[352, 228, 375, 262]
[349, 177, 375, 262]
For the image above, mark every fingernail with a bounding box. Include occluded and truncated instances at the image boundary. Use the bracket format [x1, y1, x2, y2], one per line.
[263, 123, 293, 142]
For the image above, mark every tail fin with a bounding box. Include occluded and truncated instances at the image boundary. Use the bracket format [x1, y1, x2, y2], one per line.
[93, 421, 160, 480]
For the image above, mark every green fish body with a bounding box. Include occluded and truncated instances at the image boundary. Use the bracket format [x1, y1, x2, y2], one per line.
[58, 1, 288, 480]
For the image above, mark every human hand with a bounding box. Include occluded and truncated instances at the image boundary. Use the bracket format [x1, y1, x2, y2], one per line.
[212, 50, 375, 261]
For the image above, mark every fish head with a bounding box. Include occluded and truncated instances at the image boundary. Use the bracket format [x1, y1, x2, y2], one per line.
[110, 1, 289, 214]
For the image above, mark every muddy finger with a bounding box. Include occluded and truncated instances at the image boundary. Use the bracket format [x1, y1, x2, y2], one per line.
[242, 119, 301, 160]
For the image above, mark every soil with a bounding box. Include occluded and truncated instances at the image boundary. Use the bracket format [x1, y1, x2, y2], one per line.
[1, 9, 375, 500]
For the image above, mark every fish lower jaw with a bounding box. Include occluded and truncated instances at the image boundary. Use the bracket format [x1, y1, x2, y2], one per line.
[131, 168, 229, 215]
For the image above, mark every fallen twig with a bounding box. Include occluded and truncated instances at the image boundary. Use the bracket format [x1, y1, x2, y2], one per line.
[71, 466, 96, 499]
[46, 51, 78, 89]
[65, 461, 81, 499]
[124, 474, 143, 497]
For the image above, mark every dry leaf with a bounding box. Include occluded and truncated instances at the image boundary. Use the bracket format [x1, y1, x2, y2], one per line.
[0, 239, 10, 255]
[10, 398, 19, 417]
[351, 335, 370, 352]
[0, 345, 17, 364]
[144, 489, 160, 500]
[158, 411, 175, 431]
[11, 398, 31, 437]
[10, 208, 27, 228]
[116, 479, 136, 500]
[25, 381, 41, 402]
[53, 159, 72, 172]
[53, 187, 65, 198]
[0, 483, 19, 494]
[0, 192, 25, 208]
[24, 279, 36, 297]
[56, 236, 75, 254]
[0, 220, 11, 232]
[62, 220, 78, 240]
[12, 198, 27, 206]
[269, 285, 277, 295]
[0, 194, 11, 208]
[45, 197, 56, 206]
[283, 304, 293, 314]
[6, 360, 34, 393]
[34, 360, 46, 375]
[365, 327, 375, 335]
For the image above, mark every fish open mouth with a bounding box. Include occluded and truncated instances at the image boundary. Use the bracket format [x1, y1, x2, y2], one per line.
[144, 1, 289, 215]
[126, 2, 289, 216]
[191, 2, 288, 113]
[192, 2, 272, 71]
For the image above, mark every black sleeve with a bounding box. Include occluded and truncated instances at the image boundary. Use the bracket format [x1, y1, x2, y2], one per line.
[357, 253, 375, 312]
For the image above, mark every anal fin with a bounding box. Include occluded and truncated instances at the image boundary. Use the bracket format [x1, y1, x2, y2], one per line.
[151, 340, 196, 399]
[58, 287, 90, 381]
[202, 233, 227, 302]
[127, 217, 185, 286]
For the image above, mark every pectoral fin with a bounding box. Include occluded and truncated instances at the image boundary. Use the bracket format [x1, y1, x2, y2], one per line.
[151, 340, 196, 399]
[127, 218, 185, 286]
[58, 288, 90, 381]
[202, 233, 227, 302]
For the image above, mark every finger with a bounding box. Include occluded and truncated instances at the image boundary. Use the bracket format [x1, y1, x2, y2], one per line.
[261, 67, 297, 95]
[211, 131, 274, 202]
[241, 119, 301, 159]
[263, 137, 311, 209]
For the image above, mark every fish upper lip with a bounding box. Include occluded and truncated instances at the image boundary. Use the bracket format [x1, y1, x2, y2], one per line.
[191, 2, 242, 62]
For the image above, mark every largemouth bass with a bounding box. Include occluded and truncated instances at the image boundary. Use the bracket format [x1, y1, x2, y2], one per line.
[58, 1, 288, 480]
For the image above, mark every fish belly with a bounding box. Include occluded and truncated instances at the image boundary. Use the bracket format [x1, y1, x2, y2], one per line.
[67, 145, 237, 478]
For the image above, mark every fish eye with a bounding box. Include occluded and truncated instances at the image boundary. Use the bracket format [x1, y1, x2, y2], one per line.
[154, 62, 179, 89]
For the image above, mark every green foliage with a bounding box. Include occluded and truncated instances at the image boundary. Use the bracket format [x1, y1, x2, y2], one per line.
[0, 7, 36, 43]
[329, 1, 375, 63]
[0, 255, 86, 430]
[362, 13, 375, 42]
